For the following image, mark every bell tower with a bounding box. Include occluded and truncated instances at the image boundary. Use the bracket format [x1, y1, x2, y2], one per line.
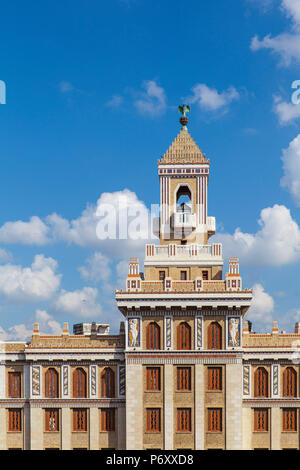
[116, 106, 252, 451]
[157, 105, 215, 245]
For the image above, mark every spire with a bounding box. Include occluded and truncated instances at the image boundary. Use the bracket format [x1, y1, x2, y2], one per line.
[159, 128, 207, 165]
[158, 104, 208, 165]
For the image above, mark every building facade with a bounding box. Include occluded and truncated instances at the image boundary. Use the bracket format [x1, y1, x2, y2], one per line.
[1, 114, 300, 450]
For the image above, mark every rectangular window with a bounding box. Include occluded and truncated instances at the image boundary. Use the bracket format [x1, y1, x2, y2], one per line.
[283, 409, 297, 432]
[207, 367, 222, 391]
[73, 409, 87, 432]
[202, 270, 208, 280]
[254, 409, 268, 432]
[177, 367, 191, 391]
[207, 408, 222, 432]
[100, 409, 115, 432]
[180, 271, 187, 281]
[8, 409, 22, 432]
[146, 367, 161, 391]
[146, 408, 161, 432]
[45, 409, 59, 432]
[177, 408, 192, 432]
[8, 372, 21, 398]
[159, 271, 165, 281]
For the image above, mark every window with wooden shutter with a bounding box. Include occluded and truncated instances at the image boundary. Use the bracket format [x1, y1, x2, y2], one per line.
[177, 367, 191, 391]
[45, 368, 59, 398]
[254, 409, 268, 432]
[100, 409, 115, 431]
[282, 409, 297, 431]
[207, 408, 222, 432]
[101, 367, 115, 398]
[146, 408, 161, 432]
[207, 367, 222, 391]
[73, 409, 87, 431]
[8, 409, 22, 432]
[73, 368, 87, 398]
[146, 322, 160, 350]
[207, 322, 222, 350]
[8, 372, 21, 398]
[283, 368, 297, 397]
[180, 271, 187, 280]
[45, 409, 59, 432]
[177, 322, 191, 350]
[177, 408, 191, 432]
[146, 367, 161, 391]
[254, 367, 268, 398]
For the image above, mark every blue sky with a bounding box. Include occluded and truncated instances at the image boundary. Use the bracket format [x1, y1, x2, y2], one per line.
[0, 0, 300, 337]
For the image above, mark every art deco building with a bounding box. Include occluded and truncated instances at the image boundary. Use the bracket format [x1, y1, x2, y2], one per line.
[1, 111, 300, 450]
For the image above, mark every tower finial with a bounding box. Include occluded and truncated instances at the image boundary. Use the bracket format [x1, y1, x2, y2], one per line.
[178, 104, 190, 129]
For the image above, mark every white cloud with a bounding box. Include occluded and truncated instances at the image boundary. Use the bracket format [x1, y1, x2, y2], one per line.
[106, 95, 123, 108]
[247, 0, 275, 12]
[250, 0, 300, 65]
[59, 81, 74, 93]
[0, 248, 12, 263]
[273, 95, 300, 124]
[215, 204, 300, 266]
[134, 80, 166, 116]
[35, 309, 62, 335]
[53, 286, 102, 318]
[185, 83, 239, 113]
[0, 190, 152, 261]
[48, 188, 151, 259]
[247, 283, 274, 325]
[281, 134, 300, 205]
[251, 33, 300, 66]
[0, 309, 61, 341]
[281, 0, 300, 29]
[0, 216, 49, 245]
[78, 252, 111, 283]
[0, 255, 61, 303]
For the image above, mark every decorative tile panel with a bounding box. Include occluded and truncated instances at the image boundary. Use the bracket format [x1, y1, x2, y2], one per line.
[32, 366, 40, 396]
[119, 366, 125, 396]
[228, 317, 241, 347]
[243, 366, 250, 395]
[91, 365, 97, 396]
[63, 365, 68, 396]
[165, 317, 172, 349]
[196, 317, 202, 349]
[273, 365, 279, 396]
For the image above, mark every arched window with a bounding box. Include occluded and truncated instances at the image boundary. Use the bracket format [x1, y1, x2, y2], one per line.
[177, 322, 191, 350]
[254, 367, 268, 398]
[283, 367, 297, 397]
[73, 368, 87, 398]
[146, 322, 160, 350]
[207, 322, 222, 350]
[101, 367, 115, 398]
[45, 368, 59, 398]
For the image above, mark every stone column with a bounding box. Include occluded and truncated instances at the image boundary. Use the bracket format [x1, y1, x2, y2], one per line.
[0, 364, 5, 399]
[195, 364, 204, 449]
[23, 406, 31, 450]
[242, 408, 252, 450]
[271, 407, 281, 450]
[117, 406, 126, 450]
[30, 407, 43, 450]
[89, 407, 99, 450]
[61, 407, 71, 450]
[126, 362, 143, 450]
[0, 408, 6, 449]
[225, 362, 243, 449]
[164, 364, 173, 450]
